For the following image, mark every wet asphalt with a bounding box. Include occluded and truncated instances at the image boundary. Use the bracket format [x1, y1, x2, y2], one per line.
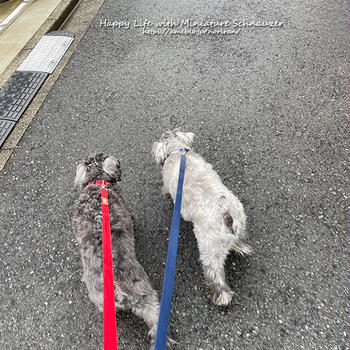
[0, 0, 349, 349]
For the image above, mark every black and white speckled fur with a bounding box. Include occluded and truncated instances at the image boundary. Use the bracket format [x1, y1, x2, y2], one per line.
[152, 130, 252, 306]
[72, 153, 165, 348]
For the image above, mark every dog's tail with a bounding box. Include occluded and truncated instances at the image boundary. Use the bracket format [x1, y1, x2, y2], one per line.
[219, 195, 252, 255]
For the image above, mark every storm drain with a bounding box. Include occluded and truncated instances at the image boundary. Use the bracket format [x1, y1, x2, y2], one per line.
[0, 30, 74, 147]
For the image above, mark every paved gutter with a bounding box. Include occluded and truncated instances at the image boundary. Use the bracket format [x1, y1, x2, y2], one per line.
[0, 0, 105, 171]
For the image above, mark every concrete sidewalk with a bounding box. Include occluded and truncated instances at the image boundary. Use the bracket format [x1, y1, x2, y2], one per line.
[0, 0, 349, 349]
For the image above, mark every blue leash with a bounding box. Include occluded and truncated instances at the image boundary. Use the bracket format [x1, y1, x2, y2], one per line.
[154, 154, 187, 350]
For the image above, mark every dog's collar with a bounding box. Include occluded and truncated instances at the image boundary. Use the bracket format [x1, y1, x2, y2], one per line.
[87, 180, 110, 188]
[167, 148, 190, 159]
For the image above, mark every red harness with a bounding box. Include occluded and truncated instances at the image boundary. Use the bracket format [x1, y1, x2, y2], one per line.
[88, 180, 117, 350]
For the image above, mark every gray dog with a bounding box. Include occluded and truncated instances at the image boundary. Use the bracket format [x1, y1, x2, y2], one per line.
[72, 153, 163, 348]
[152, 129, 252, 306]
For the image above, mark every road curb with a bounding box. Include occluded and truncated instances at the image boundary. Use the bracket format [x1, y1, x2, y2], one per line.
[0, 0, 79, 87]
[0, 0, 105, 172]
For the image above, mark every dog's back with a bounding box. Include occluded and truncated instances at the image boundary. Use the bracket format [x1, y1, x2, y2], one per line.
[73, 184, 133, 249]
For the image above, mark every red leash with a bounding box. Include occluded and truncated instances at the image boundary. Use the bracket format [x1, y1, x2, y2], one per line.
[88, 180, 118, 350]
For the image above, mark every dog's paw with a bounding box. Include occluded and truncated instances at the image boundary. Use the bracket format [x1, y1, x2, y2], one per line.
[212, 289, 234, 306]
[161, 187, 171, 199]
[149, 337, 177, 350]
[167, 337, 178, 348]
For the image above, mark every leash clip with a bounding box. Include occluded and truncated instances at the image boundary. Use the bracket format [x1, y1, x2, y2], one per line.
[87, 180, 110, 189]
[167, 148, 190, 159]
[182, 148, 189, 156]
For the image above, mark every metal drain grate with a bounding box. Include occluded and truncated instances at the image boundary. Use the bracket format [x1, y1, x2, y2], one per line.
[0, 71, 48, 122]
[0, 30, 74, 147]
[0, 120, 16, 147]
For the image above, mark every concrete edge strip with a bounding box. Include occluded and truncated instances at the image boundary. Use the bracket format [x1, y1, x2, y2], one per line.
[0, 0, 106, 172]
[0, 31, 75, 147]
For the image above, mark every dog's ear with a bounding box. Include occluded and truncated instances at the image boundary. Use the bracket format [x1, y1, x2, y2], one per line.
[184, 131, 194, 145]
[152, 141, 167, 165]
[74, 163, 87, 187]
[176, 131, 195, 147]
[102, 156, 121, 181]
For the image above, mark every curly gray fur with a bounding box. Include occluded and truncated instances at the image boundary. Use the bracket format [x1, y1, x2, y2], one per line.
[72, 153, 164, 348]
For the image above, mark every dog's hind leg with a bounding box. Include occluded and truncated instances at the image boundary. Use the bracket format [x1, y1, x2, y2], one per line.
[82, 270, 104, 312]
[130, 284, 159, 340]
[119, 268, 163, 348]
[194, 225, 234, 306]
[124, 272, 176, 349]
[81, 252, 104, 312]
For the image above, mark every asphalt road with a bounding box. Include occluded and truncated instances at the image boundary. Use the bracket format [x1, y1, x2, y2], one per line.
[0, 0, 349, 349]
